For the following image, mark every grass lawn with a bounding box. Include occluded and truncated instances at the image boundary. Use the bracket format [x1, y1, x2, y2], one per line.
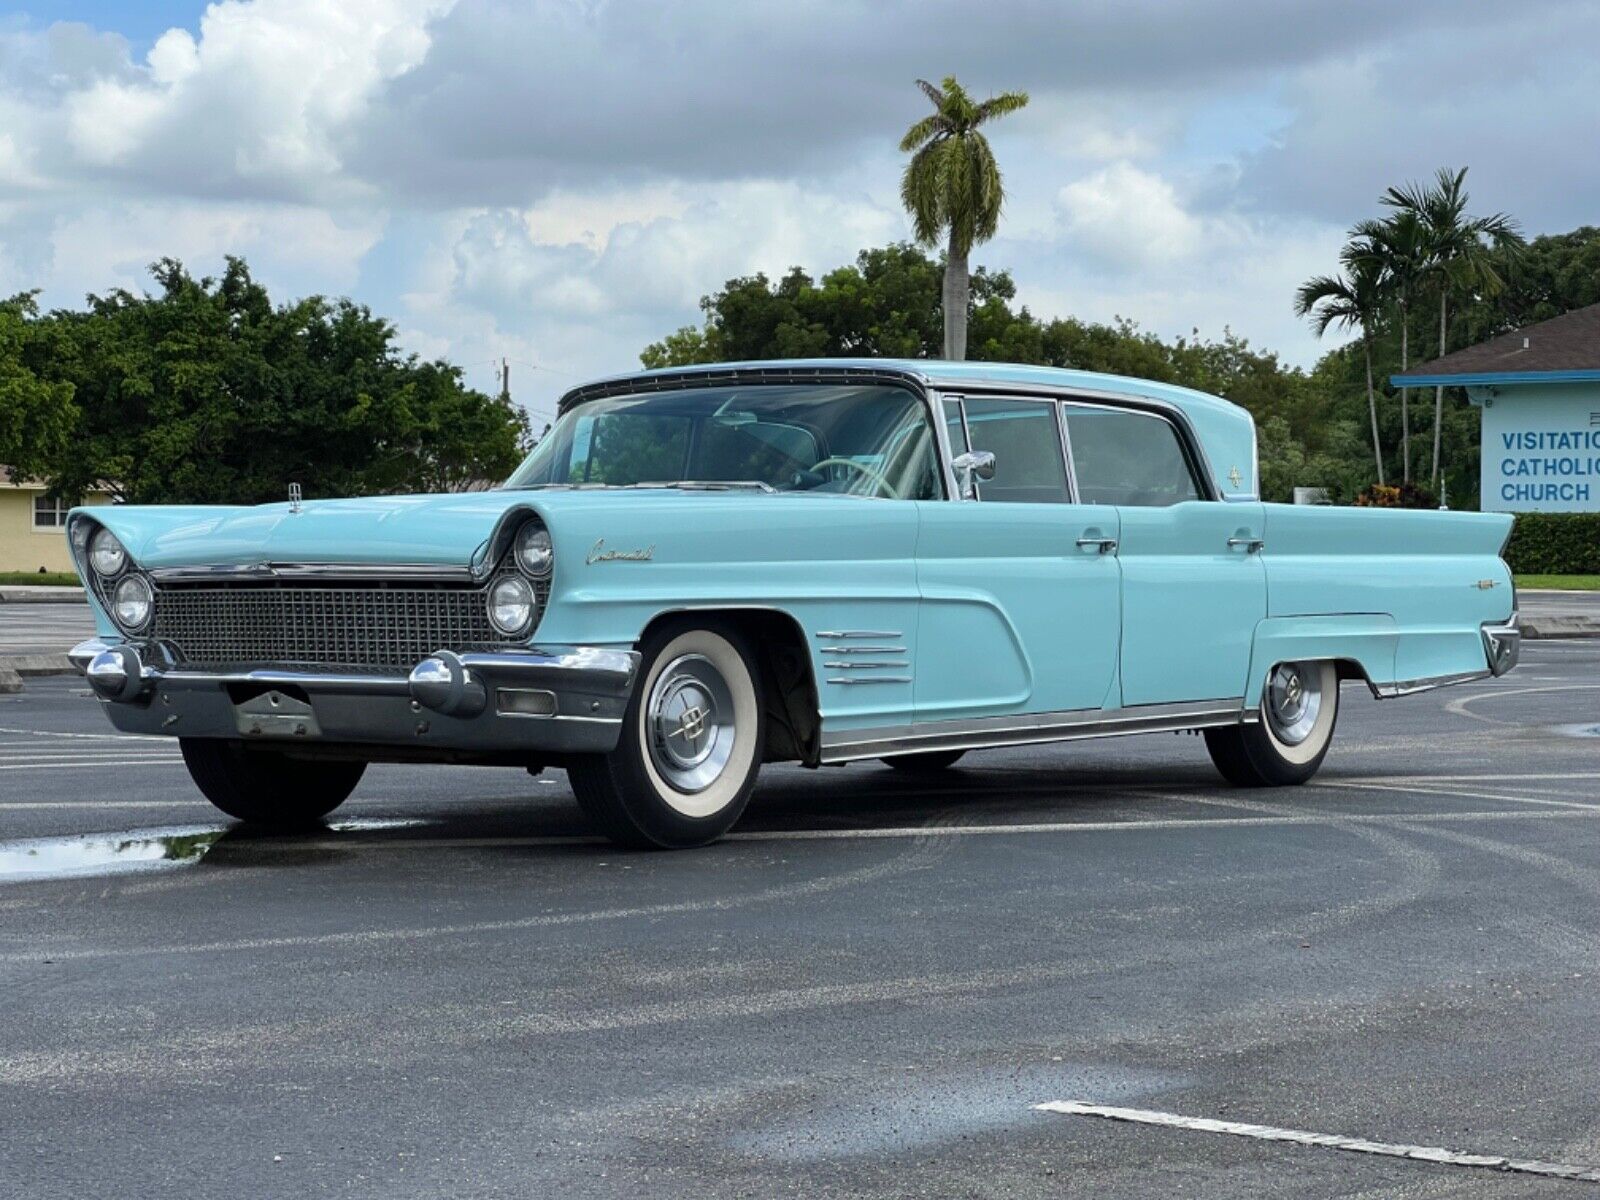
[1515, 574, 1600, 591]
[0, 571, 80, 587]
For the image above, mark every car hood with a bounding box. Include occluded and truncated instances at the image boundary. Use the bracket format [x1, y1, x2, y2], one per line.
[82, 492, 547, 571]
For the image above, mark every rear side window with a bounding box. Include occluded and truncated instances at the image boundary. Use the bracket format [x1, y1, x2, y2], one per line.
[1063, 405, 1202, 507]
[961, 398, 1069, 503]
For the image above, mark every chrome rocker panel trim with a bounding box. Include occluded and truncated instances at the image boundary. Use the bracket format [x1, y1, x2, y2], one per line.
[72, 638, 639, 757]
[819, 698, 1246, 764]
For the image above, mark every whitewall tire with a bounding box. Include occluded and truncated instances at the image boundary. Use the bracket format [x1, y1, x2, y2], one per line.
[568, 622, 764, 848]
[1204, 660, 1339, 787]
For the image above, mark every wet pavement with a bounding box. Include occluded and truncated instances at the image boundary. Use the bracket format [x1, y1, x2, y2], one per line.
[1, 641, 1599, 1198]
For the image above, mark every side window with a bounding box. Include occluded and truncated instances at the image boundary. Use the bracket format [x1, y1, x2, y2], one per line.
[961, 398, 1069, 503]
[1062, 404, 1202, 506]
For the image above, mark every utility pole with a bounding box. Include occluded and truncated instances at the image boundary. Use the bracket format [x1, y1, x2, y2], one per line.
[498, 357, 511, 405]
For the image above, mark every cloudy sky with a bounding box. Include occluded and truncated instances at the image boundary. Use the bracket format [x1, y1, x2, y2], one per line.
[2, 0, 1596, 422]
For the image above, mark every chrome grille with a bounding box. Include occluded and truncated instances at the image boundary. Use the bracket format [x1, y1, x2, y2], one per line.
[149, 577, 538, 671]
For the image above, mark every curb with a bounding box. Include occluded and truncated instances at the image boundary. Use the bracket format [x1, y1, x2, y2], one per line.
[0, 587, 86, 604]
[1522, 617, 1600, 640]
[0, 655, 76, 694]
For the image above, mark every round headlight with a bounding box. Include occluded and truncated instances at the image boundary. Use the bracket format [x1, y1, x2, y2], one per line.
[112, 573, 153, 631]
[488, 574, 534, 635]
[515, 523, 553, 576]
[90, 528, 127, 577]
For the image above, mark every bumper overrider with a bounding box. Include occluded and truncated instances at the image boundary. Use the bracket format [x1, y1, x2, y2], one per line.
[69, 639, 640, 758]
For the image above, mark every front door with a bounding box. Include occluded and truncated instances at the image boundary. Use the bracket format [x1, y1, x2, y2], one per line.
[913, 396, 1122, 723]
[1062, 402, 1266, 706]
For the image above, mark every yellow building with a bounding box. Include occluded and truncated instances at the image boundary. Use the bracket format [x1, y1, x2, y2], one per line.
[0, 474, 114, 574]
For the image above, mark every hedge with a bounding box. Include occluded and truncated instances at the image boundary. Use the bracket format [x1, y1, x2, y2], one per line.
[1504, 512, 1600, 575]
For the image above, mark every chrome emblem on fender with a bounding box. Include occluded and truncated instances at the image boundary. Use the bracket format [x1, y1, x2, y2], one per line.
[586, 538, 655, 565]
[1475, 579, 1499, 589]
[1227, 466, 1243, 489]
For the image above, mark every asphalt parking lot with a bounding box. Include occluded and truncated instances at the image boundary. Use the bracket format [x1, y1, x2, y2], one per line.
[2, 640, 1598, 1198]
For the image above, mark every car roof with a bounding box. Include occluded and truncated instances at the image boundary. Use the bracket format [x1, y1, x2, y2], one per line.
[557, 358, 1247, 423]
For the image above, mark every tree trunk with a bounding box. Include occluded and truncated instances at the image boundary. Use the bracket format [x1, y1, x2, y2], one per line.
[1398, 295, 1410, 484]
[1363, 331, 1384, 486]
[942, 233, 969, 360]
[1431, 289, 1447, 491]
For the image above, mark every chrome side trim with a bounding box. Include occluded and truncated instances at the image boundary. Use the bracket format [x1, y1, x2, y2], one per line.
[815, 630, 901, 640]
[827, 677, 913, 686]
[820, 645, 906, 654]
[820, 699, 1244, 763]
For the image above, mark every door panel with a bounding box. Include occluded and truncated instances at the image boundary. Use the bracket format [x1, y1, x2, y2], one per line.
[914, 501, 1122, 721]
[1116, 502, 1267, 705]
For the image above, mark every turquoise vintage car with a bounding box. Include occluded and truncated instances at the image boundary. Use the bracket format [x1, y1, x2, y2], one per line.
[68, 360, 1520, 847]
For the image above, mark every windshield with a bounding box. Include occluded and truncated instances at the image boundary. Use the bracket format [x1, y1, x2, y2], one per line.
[504, 383, 943, 500]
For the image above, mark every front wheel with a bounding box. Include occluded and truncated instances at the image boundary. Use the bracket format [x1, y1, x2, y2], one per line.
[568, 622, 765, 849]
[1205, 660, 1339, 787]
[180, 738, 364, 826]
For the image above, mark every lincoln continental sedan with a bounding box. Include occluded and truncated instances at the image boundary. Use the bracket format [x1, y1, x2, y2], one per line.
[68, 360, 1521, 848]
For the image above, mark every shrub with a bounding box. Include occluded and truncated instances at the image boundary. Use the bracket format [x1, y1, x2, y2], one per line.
[1504, 512, 1600, 574]
[1353, 482, 1438, 509]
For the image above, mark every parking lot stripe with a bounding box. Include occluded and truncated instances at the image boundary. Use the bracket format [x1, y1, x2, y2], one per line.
[1033, 1101, 1600, 1183]
[1319, 780, 1600, 810]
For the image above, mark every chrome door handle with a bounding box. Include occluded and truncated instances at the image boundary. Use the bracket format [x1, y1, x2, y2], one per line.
[1076, 537, 1118, 554]
[1228, 537, 1265, 553]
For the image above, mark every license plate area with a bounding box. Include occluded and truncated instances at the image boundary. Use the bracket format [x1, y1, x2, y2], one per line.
[234, 689, 322, 739]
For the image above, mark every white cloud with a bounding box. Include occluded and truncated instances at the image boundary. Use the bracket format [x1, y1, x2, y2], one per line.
[1057, 162, 1206, 267]
[42, 0, 453, 201]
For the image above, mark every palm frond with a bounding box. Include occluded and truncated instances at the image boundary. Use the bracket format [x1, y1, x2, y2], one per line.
[898, 113, 949, 153]
[915, 78, 944, 109]
[974, 91, 1029, 125]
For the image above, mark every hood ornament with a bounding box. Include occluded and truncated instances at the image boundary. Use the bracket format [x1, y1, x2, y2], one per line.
[288, 483, 302, 514]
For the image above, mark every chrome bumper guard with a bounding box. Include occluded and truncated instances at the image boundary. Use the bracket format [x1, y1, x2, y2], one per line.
[70, 638, 640, 757]
[1481, 612, 1520, 678]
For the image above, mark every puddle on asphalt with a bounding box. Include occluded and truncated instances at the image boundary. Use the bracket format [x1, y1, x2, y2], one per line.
[1552, 723, 1600, 738]
[0, 818, 423, 884]
[730, 1063, 1182, 1163]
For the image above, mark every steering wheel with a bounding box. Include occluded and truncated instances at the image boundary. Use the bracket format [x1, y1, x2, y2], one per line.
[809, 456, 899, 499]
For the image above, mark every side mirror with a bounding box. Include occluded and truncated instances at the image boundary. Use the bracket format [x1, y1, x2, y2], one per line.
[951, 450, 997, 499]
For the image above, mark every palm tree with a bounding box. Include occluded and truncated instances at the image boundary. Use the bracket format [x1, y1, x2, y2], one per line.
[899, 76, 1029, 360]
[1296, 253, 1386, 484]
[1381, 167, 1523, 489]
[1349, 210, 1428, 483]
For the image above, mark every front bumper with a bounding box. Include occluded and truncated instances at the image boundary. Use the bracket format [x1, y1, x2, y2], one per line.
[70, 638, 639, 758]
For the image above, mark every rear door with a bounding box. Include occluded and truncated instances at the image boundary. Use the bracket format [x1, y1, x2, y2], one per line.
[1062, 402, 1266, 706]
[913, 396, 1121, 723]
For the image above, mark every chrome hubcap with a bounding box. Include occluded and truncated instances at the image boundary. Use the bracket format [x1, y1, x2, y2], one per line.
[1265, 662, 1322, 746]
[647, 653, 736, 793]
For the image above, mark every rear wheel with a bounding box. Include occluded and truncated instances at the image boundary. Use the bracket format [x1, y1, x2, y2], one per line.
[1205, 660, 1339, 787]
[882, 750, 966, 772]
[180, 738, 364, 826]
[568, 622, 764, 849]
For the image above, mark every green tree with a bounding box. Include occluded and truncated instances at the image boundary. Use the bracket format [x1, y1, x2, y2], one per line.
[0, 294, 79, 486]
[1295, 252, 1387, 484]
[30, 258, 528, 504]
[898, 76, 1028, 361]
[1380, 167, 1523, 489]
[1349, 209, 1429, 482]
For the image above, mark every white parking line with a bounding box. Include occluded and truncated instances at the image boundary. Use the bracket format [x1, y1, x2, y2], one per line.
[1034, 1101, 1600, 1183]
[1319, 780, 1600, 811]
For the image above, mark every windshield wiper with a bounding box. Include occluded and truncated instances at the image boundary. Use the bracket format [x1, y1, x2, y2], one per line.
[631, 480, 778, 493]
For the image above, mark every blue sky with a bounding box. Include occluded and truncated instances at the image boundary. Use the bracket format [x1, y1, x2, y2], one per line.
[1, 0, 1596, 418]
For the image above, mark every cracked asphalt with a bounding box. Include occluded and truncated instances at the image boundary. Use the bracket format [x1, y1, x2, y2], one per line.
[1, 639, 1598, 1198]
